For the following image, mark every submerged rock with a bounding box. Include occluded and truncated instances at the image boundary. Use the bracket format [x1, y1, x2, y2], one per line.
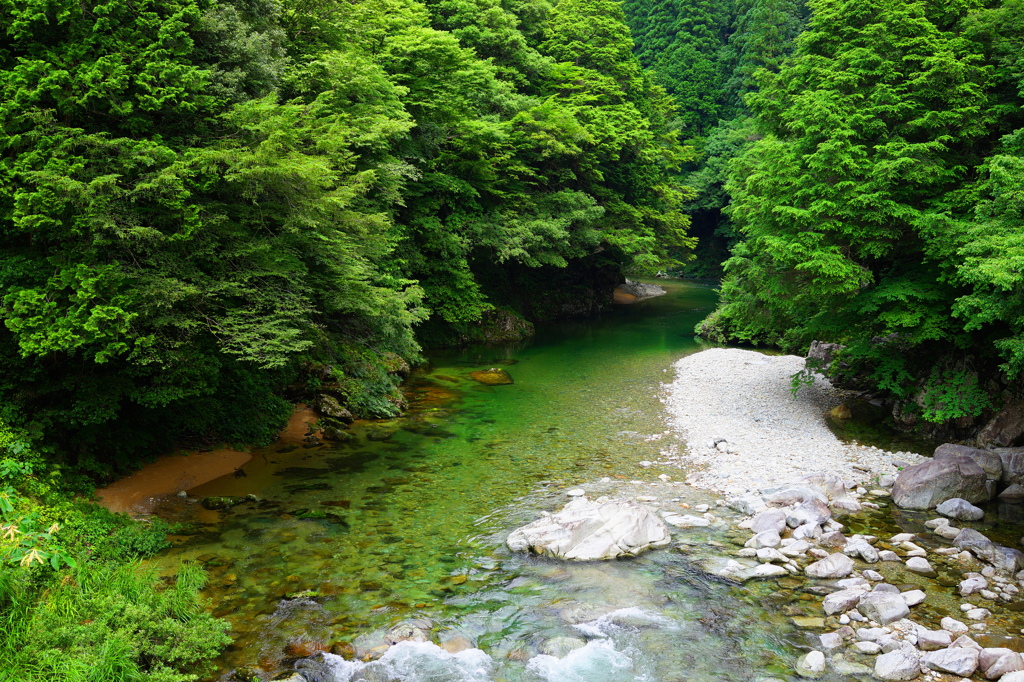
[506, 496, 670, 560]
[469, 368, 514, 385]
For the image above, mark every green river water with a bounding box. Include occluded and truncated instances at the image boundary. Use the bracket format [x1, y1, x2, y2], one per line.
[148, 280, 991, 682]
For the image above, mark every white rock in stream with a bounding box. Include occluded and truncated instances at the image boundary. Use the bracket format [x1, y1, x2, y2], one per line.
[506, 497, 670, 560]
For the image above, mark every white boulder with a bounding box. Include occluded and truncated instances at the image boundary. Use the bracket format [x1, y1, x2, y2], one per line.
[506, 496, 670, 560]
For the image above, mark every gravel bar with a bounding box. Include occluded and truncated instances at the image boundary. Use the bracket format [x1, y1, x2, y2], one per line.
[662, 348, 926, 495]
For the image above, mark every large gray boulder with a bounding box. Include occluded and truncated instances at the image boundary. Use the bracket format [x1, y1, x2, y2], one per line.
[506, 497, 670, 560]
[934, 443, 1002, 481]
[891, 455, 989, 509]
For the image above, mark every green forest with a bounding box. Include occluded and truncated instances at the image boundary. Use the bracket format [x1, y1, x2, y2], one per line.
[2, 0, 1023, 677]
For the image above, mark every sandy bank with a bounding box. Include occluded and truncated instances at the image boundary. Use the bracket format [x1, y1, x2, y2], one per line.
[662, 348, 925, 495]
[96, 404, 318, 514]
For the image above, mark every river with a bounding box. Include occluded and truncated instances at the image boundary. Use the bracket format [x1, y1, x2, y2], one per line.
[145, 281, 871, 681]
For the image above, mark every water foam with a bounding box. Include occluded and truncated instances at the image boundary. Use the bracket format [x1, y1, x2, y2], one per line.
[312, 641, 494, 682]
[525, 639, 639, 682]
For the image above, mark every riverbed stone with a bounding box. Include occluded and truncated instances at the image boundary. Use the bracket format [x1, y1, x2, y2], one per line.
[901, 590, 926, 606]
[787, 499, 832, 528]
[470, 368, 514, 385]
[506, 496, 670, 560]
[746, 530, 782, 548]
[824, 588, 868, 615]
[756, 547, 787, 563]
[819, 631, 844, 650]
[879, 550, 902, 562]
[905, 557, 937, 577]
[795, 650, 826, 679]
[853, 641, 882, 654]
[935, 524, 962, 539]
[923, 647, 979, 676]
[942, 617, 969, 636]
[541, 636, 586, 657]
[1000, 483, 1024, 502]
[780, 540, 811, 557]
[936, 497, 985, 521]
[665, 514, 711, 528]
[952, 635, 982, 650]
[917, 630, 952, 650]
[961, 576, 989, 596]
[818, 531, 847, 548]
[955, 528, 1024, 573]
[844, 540, 879, 563]
[892, 455, 989, 509]
[750, 509, 787, 534]
[857, 592, 910, 624]
[874, 648, 921, 681]
[805, 553, 854, 579]
[764, 486, 828, 507]
[985, 652, 1024, 679]
[792, 523, 822, 540]
[980, 648, 1016, 671]
[1002, 673, 1024, 682]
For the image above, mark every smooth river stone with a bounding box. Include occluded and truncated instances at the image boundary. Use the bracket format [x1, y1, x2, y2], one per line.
[805, 553, 854, 579]
[875, 649, 921, 681]
[923, 646, 979, 677]
[506, 496, 670, 560]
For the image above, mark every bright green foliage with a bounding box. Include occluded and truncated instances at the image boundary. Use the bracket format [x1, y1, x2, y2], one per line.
[624, 0, 734, 135]
[698, 0, 1024, 422]
[0, 0, 696, 466]
[721, 0, 808, 107]
[0, 562, 230, 682]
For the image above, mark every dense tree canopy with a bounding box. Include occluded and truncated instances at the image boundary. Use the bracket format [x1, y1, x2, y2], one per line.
[0, 0, 694, 470]
[694, 0, 1024, 431]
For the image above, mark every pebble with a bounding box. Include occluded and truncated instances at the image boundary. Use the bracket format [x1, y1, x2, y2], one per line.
[565, 488, 586, 497]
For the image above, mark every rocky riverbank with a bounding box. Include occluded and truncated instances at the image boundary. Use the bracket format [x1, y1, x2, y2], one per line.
[662, 347, 926, 495]
[647, 347, 1024, 681]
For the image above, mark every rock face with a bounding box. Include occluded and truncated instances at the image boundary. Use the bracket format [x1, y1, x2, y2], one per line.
[891, 455, 989, 509]
[996, 447, 1024, 486]
[470, 368, 514, 385]
[979, 400, 1024, 447]
[506, 497, 670, 560]
[314, 394, 354, 422]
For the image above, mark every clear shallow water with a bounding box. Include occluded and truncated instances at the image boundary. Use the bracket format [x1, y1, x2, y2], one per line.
[149, 281, 828, 681]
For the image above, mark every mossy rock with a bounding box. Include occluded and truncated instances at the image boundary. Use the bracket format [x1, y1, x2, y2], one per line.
[470, 368, 514, 386]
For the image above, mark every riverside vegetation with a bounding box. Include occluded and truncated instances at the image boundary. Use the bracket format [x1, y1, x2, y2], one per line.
[2, 0, 1024, 678]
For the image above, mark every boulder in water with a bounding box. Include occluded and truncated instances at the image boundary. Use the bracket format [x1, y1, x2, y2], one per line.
[891, 455, 989, 509]
[506, 496, 670, 560]
[470, 368, 514, 386]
